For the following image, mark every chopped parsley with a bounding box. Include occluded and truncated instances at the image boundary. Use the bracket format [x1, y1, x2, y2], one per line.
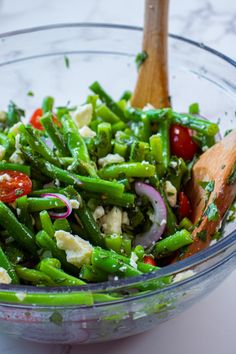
[64, 56, 70, 69]
[135, 51, 148, 70]
[49, 311, 63, 326]
[204, 202, 219, 221]
[196, 230, 207, 242]
[27, 91, 34, 97]
[227, 164, 236, 185]
[224, 129, 232, 137]
[189, 102, 199, 115]
[198, 180, 215, 193]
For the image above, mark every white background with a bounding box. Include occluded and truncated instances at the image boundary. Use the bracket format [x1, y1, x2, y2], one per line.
[0, 1, 236, 353]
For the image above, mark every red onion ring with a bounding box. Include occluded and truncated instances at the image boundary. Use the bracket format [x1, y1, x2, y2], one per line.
[133, 182, 167, 249]
[41, 193, 72, 219]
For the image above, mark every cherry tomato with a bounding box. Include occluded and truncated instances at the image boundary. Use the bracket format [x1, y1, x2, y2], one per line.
[170, 124, 198, 161]
[178, 191, 192, 220]
[0, 170, 32, 203]
[29, 108, 43, 130]
[143, 255, 157, 266]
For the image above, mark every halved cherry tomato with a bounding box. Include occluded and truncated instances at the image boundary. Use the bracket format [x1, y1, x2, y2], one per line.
[143, 255, 157, 266]
[29, 108, 43, 130]
[0, 170, 32, 203]
[178, 191, 191, 220]
[170, 124, 198, 161]
[29, 108, 61, 130]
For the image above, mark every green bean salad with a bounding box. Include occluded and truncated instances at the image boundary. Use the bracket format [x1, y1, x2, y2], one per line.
[0, 82, 220, 289]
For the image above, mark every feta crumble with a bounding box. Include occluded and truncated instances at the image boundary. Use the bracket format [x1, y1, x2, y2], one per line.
[93, 206, 105, 221]
[130, 252, 138, 269]
[0, 145, 6, 160]
[15, 292, 26, 301]
[79, 125, 96, 138]
[9, 151, 24, 164]
[0, 173, 11, 182]
[101, 207, 122, 235]
[98, 154, 124, 168]
[0, 267, 12, 284]
[164, 180, 177, 207]
[173, 270, 195, 283]
[69, 199, 80, 209]
[54, 230, 93, 268]
[72, 103, 93, 128]
[122, 212, 130, 226]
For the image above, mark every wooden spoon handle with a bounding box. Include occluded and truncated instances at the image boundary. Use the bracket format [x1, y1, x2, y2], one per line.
[131, 0, 170, 109]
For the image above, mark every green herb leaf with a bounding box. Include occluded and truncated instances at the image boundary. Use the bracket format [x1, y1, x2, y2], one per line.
[27, 91, 34, 97]
[135, 51, 148, 70]
[224, 129, 232, 137]
[64, 56, 70, 69]
[189, 102, 199, 115]
[204, 202, 219, 221]
[49, 311, 63, 326]
[198, 180, 215, 193]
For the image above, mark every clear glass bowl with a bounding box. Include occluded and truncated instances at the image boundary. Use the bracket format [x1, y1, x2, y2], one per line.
[0, 23, 236, 344]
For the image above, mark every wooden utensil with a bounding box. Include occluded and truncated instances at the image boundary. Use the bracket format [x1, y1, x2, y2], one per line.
[177, 129, 236, 260]
[131, 0, 170, 108]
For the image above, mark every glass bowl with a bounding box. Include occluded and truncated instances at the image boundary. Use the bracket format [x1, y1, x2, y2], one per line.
[0, 23, 235, 344]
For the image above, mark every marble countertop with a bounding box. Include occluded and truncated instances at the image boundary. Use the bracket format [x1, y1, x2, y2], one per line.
[0, 0, 236, 353]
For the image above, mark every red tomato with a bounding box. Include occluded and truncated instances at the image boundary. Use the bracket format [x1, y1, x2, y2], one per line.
[0, 170, 32, 203]
[29, 108, 43, 130]
[178, 191, 191, 219]
[170, 124, 198, 161]
[143, 255, 157, 266]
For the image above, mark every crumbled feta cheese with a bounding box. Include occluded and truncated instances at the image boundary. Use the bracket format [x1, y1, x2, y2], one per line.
[15, 134, 21, 150]
[160, 219, 166, 226]
[79, 125, 96, 138]
[72, 103, 93, 128]
[119, 265, 127, 272]
[173, 270, 195, 283]
[54, 179, 60, 187]
[93, 206, 105, 221]
[70, 199, 80, 209]
[164, 180, 177, 207]
[143, 103, 155, 111]
[0, 173, 11, 182]
[122, 212, 130, 226]
[54, 230, 93, 268]
[130, 252, 138, 269]
[101, 207, 122, 235]
[0, 145, 6, 160]
[9, 151, 24, 164]
[9, 122, 23, 135]
[98, 154, 124, 168]
[16, 208, 21, 216]
[114, 276, 119, 281]
[202, 145, 209, 152]
[169, 161, 178, 169]
[0, 111, 7, 122]
[210, 239, 217, 246]
[15, 292, 26, 301]
[0, 267, 12, 284]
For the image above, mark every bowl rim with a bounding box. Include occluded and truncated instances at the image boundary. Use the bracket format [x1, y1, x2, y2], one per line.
[0, 22, 236, 306]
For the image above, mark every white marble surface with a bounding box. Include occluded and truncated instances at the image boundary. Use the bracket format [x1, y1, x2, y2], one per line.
[0, 0, 236, 353]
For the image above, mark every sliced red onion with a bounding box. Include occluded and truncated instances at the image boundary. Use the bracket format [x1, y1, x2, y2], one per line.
[41, 193, 72, 219]
[133, 182, 167, 249]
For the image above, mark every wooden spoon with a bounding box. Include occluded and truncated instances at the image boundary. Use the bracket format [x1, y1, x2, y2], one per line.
[176, 129, 236, 261]
[131, 0, 170, 108]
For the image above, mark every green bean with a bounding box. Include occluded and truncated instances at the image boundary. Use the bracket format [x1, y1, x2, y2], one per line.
[113, 141, 127, 158]
[53, 219, 72, 233]
[40, 113, 69, 156]
[27, 197, 65, 212]
[170, 111, 219, 136]
[158, 119, 170, 171]
[0, 162, 30, 175]
[92, 247, 142, 278]
[15, 265, 55, 286]
[89, 81, 126, 121]
[74, 205, 105, 247]
[96, 105, 120, 124]
[129, 141, 149, 162]
[0, 202, 37, 255]
[30, 188, 60, 196]
[97, 122, 112, 158]
[36, 230, 79, 275]
[179, 217, 194, 232]
[111, 121, 126, 134]
[153, 229, 193, 258]
[38, 258, 85, 286]
[80, 264, 108, 282]
[0, 246, 19, 284]
[42, 96, 54, 114]
[20, 125, 61, 167]
[120, 90, 132, 101]
[37, 160, 125, 197]
[16, 196, 33, 231]
[99, 162, 155, 179]
[40, 210, 55, 238]
[80, 191, 135, 208]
